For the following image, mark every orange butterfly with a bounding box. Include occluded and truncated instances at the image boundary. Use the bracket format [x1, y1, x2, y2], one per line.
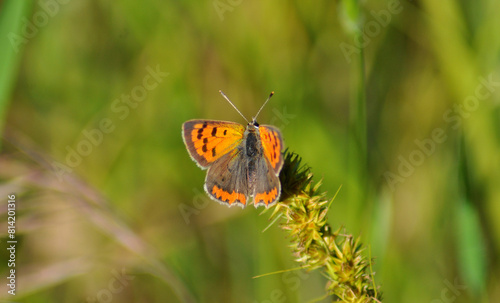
[182, 91, 284, 208]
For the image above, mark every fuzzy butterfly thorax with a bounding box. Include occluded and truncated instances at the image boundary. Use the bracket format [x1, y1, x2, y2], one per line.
[244, 121, 261, 157]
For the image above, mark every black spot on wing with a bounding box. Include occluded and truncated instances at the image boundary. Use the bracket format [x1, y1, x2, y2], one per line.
[212, 127, 217, 136]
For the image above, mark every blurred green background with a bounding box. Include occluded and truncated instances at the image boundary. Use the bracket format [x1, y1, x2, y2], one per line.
[1, 0, 499, 302]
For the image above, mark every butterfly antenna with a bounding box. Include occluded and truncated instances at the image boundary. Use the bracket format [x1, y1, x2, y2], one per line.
[219, 90, 249, 123]
[253, 91, 274, 121]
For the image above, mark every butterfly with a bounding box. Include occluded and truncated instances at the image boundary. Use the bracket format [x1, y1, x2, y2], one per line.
[182, 91, 284, 208]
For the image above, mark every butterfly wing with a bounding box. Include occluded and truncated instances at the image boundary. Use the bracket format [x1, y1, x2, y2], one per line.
[252, 155, 281, 207]
[250, 125, 283, 208]
[204, 148, 249, 207]
[258, 125, 284, 174]
[182, 120, 245, 168]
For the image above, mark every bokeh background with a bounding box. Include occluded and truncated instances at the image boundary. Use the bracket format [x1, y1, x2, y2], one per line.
[1, 0, 499, 302]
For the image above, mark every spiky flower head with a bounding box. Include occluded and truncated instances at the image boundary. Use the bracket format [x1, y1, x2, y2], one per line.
[270, 151, 382, 302]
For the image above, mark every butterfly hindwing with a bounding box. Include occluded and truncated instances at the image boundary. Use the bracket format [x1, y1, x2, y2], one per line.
[259, 125, 283, 174]
[182, 120, 245, 168]
[252, 156, 281, 207]
[204, 148, 249, 207]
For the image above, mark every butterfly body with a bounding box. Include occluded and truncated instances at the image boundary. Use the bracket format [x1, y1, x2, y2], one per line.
[182, 119, 283, 208]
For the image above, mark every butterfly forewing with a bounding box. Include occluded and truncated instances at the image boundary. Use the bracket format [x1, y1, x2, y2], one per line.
[258, 125, 284, 174]
[182, 120, 245, 168]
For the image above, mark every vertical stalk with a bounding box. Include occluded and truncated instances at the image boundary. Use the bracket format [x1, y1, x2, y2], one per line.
[0, 1, 32, 141]
[343, 0, 367, 216]
[354, 28, 367, 208]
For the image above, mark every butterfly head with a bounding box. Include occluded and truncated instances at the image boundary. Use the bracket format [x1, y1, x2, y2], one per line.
[248, 119, 260, 128]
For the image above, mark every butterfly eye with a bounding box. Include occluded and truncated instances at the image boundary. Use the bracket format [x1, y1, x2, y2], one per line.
[250, 120, 259, 127]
